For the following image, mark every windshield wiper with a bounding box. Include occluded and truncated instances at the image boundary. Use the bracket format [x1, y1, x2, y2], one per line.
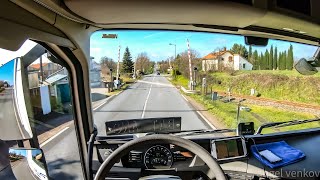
[146, 128, 235, 136]
[256, 118, 320, 134]
[174, 128, 236, 136]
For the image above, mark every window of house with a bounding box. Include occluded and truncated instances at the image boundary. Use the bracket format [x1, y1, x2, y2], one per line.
[243, 63, 246, 69]
[228, 56, 233, 62]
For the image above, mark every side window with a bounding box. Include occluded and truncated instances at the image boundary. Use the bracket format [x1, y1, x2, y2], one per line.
[1, 40, 84, 179]
[243, 63, 246, 69]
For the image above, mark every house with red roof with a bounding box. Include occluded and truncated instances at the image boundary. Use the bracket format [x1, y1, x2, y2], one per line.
[202, 49, 253, 71]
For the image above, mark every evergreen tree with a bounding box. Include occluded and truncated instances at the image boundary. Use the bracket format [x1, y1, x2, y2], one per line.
[283, 51, 287, 70]
[122, 47, 134, 73]
[265, 50, 269, 70]
[279, 52, 284, 70]
[248, 45, 252, 62]
[270, 45, 274, 70]
[259, 52, 264, 70]
[286, 44, 294, 70]
[230, 43, 249, 58]
[252, 50, 258, 70]
[274, 47, 278, 70]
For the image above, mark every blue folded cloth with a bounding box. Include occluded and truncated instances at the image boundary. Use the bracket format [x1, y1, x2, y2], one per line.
[251, 141, 306, 169]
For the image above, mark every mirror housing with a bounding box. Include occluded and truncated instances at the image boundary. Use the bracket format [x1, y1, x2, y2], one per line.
[244, 36, 268, 46]
[294, 58, 319, 75]
[0, 58, 33, 140]
[9, 148, 49, 180]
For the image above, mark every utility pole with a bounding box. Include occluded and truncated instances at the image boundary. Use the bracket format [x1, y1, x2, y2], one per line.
[39, 55, 44, 84]
[187, 39, 194, 90]
[133, 56, 136, 79]
[169, 43, 176, 69]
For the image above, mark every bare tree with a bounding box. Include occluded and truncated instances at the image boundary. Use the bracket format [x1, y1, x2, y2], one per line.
[100, 56, 116, 80]
[172, 49, 200, 78]
[136, 52, 154, 74]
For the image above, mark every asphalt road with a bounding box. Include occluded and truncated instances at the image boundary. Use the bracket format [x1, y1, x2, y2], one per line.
[15, 74, 212, 179]
[12, 159, 37, 180]
[94, 74, 211, 135]
[0, 88, 29, 140]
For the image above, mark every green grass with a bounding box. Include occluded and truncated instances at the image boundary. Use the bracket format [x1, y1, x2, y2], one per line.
[189, 93, 318, 134]
[207, 70, 320, 105]
[169, 75, 319, 134]
[171, 75, 189, 88]
[235, 70, 320, 77]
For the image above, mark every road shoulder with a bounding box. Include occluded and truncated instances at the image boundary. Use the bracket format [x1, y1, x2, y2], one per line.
[180, 93, 227, 130]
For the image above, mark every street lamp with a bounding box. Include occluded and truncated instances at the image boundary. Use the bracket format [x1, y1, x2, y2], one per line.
[169, 43, 176, 69]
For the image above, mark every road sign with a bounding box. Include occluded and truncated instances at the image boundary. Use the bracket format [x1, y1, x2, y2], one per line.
[102, 34, 118, 39]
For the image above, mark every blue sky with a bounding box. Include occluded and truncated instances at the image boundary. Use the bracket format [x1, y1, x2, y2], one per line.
[90, 30, 318, 63]
[0, 59, 14, 85]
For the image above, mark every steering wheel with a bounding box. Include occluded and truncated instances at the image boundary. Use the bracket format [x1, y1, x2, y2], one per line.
[94, 134, 226, 180]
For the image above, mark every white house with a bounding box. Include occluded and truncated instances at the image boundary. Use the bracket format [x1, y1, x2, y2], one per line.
[202, 50, 253, 71]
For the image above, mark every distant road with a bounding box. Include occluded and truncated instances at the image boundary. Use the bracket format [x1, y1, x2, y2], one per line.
[94, 74, 211, 135]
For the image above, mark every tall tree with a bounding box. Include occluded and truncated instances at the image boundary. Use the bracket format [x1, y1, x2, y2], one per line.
[252, 50, 259, 70]
[265, 50, 269, 70]
[248, 45, 252, 62]
[230, 43, 248, 59]
[270, 45, 274, 70]
[173, 49, 200, 78]
[279, 52, 284, 70]
[282, 51, 287, 70]
[286, 44, 294, 70]
[122, 47, 134, 73]
[274, 47, 278, 70]
[259, 52, 264, 70]
[136, 52, 154, 74]
[100, 56, 117, 78]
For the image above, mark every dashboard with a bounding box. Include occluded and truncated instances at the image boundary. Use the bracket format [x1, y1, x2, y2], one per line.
[94, 129, 320, 180]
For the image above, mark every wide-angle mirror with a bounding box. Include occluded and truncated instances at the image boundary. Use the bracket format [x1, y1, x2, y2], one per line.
[0, 58, 33, 140]
[9, 148, 49, 180]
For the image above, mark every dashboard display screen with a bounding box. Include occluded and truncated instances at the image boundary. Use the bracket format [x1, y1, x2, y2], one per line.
[211, 138, 246, 160]
[105, 117, 181, 135]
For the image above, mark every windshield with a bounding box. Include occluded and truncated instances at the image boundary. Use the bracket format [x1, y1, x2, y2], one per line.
[90, 30, 320, 136]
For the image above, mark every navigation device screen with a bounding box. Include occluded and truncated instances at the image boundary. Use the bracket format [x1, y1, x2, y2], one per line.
[212, 138, 245, 160]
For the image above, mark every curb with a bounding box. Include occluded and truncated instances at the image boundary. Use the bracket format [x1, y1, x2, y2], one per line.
[93, 81, 134, 111]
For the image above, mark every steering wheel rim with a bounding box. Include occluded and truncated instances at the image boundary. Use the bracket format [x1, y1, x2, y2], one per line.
[94, 134, 226, 180]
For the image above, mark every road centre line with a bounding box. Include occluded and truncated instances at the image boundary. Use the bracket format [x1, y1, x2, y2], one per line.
[141, 75, 155, 118]
[40, 127, 70, 148]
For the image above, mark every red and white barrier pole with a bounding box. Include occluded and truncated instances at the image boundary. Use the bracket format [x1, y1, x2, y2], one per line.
[187, 39, 194, 90]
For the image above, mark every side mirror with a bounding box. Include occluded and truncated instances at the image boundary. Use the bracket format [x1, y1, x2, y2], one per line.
[294, 58, 319, 75]
[9, 148, 49, 180]
[0, 58, 33, 140]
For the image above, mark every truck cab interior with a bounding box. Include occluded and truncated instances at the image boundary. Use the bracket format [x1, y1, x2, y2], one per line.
[0, 0, 320, 180]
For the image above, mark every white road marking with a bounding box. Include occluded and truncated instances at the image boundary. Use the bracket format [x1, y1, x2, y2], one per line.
[93, 91, 122, 111]
[141, 75, 155, 118]
[137, 80, 174, 87]
[40, 127, 70, 148]
[181, 94, 189, 102]
[196, 111, 216, 129]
